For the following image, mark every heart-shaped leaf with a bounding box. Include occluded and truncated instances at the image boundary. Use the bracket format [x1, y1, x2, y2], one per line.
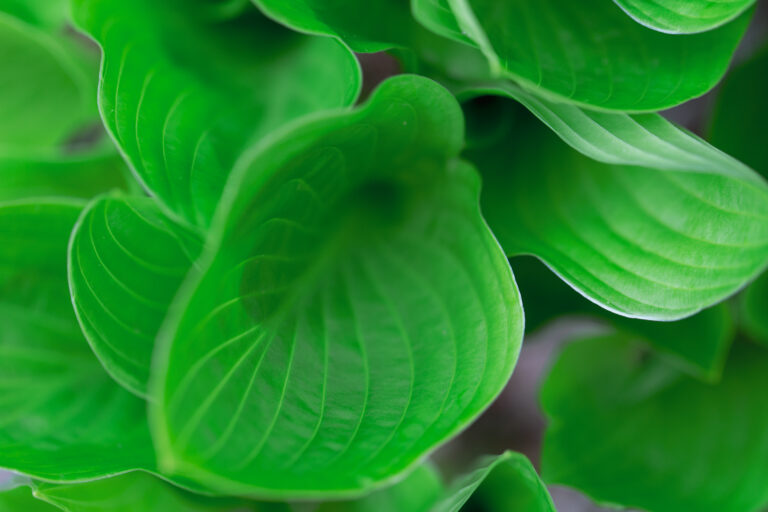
[69, 194, 202, 397]
[0, 200, 155, 481]
[413, 0, 749, 111]
[151, 75, 523, 497]
[465, 85, 768, 320]
[613, 0, 757, 34]
[252, 0, 418, 52]
[541, 335, 768, 512]
[432, 451, 555, 512]
[72, 0, 361, 228]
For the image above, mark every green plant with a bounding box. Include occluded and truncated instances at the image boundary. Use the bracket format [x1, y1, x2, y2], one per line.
[1, 1, 767, 511]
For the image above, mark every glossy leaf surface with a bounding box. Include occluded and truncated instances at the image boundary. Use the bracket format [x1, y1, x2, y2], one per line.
[69, 194, 202, 396]
[0, 201, 155, 481]
[613, 0, 756, 34]
[152, 76, 523, 497]
[541, 335, 768, 512]
[467, 87, 768, 320]
[417, 0, 749, 111]
[72, 0, 361, 227]
[252, 0, 417, 52]
[433, 451, 555, 512]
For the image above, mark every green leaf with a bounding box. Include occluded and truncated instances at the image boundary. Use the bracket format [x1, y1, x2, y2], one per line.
[613, 0, 757, 34]
[72, 0, 361, 228]
[69, 194, 202, 397]
[151, 75, 523, 497]
[710, 46, 768, 178]
[415, 0, 749, 111]
[0, 0, 70, 29]
[0, 200, 155, 481]
[465, 86, 768, 320]
[738, 272, 768, 347]
[541, 336, 768, 512]
[251, 0, 418, 52]
[32, 472, 272, 512]
[433, 451, 555, 512]
[0, 147, 129, 202]
[0, 11, 96, 154]
[511, 256, 734, 380]
[0, 485, 58, 512]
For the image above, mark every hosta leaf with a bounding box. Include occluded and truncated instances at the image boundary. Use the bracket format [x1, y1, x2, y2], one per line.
[0, 200, 155, 481]
[613, 0, 757, 34]
[416, 0, 749, 111]
[72, 0, 361, 228]
[512, 256, 734, 380]
[0, 10, 96, 154]
[541, 335, 768, 512]
[432, 452, 555, 512]
[466, 86, 768, 320]
[252, 0, 418, 53]
[0, 485, 58, 512]
[69, 194, 202, 397]
[0, 148, 129, 201]
[151, 76, 523, 496]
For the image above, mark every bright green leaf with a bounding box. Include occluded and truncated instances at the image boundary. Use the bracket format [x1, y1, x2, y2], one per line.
[416, 0, 749, 111]
[151, 75, 523, 497]
[251, 0, 418, 52]
[0, 485, 59, 512]
[541, 335, 768, 512]
[0, 200, 155, 481]
[69, 194, 202, 397]
[72, 0, 361, 228]
[613, 0, 757, 34]
[0, 0, 70, 29]
[466, 87, 768, 320]
[433, 451, 555, 512]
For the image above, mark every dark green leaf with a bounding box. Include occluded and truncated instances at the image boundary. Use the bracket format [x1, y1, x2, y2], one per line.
[433, 451, 555, 512]
[466, 87, 768, 320]
[151, 76, 523, 497]
[738, 272, 768, 346]
[0, 200, 155, 481]
[69, 194, 202, 396]
[72, 0, 361, 227]
[541, 335, 768, 512]
[613, 0, 757, 34]
[415, 0, 749, 111]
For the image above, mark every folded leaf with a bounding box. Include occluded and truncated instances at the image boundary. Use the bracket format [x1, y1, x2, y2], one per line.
[0, 201, 155, 481]
[151, 75, 523, 497]
[72, 0, 361, 228]
[252, 0, 418, 52]
[613, 0, 757, 34]
[415, 0, 749, 111]
[466, 87, 768, 320]
[541, 335, 768, 512]
[69, 194, 202, 397]
[432, 451, 555, 512]
[512, 256, 734, 380]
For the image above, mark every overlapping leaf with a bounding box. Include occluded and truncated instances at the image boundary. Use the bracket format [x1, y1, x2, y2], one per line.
[541, 335, 768, 512]
[69, 194, 202, 396]
[463, 86, 768, 320]
[151, 76, 523, 496]
[0, 485, 58, 512]
[72, 0, 361, 227]
[413, 0, 749, 111]
[0, 201, 155, 481]
[613, 0, 757, 34]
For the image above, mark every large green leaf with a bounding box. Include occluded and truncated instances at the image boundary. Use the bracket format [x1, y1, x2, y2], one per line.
[0, 10, 96, 154]
[151, 75, 523, 497]
[69, 194, 202, 397]
[613, 0, 757, 34]
[0, 0, 70, 29]
[252, 0, 418, 52]
[414, 0, 749, 111]
[465, 86, 768, 320]
[0, 200, 155, 481]
[511, 256, 734, 380]
[0, 485, 59, 512]
[72, 0, 361, 228]
[433, 452, 555, 512]
[541, 335, 768, 512]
